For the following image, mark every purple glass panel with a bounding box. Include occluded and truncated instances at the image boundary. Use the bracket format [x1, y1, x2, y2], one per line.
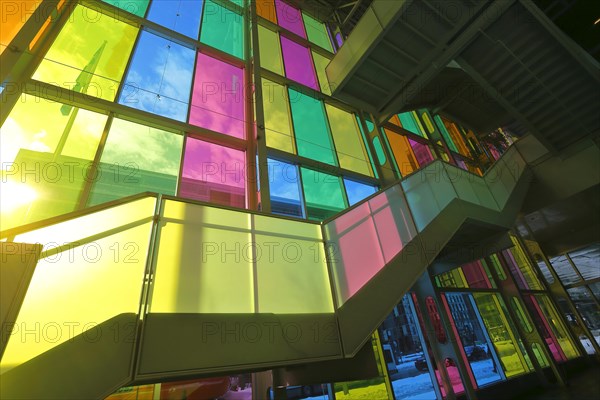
[275, 0, 306, 38]
[280, 36, 318, 90]
[190, 53, 245, 139]
[180, 137, 246, 208]
[409, 139, 435, 167]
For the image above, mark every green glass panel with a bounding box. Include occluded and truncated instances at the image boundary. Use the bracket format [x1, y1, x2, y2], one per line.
[489, 254, 507, 280]
[88, 118, 183, 205]
[262, 79, 294, 153]
[33, 4, 138, 101]
[398, 112, 425, 137]
[434, 115, 459, 153]
[288, 88, 337, 165]
[325, 104, 372, 176]
[372, 137, 386, 165]
[311, 51, 332, 95]
[2, 197, 156, 373]
[302, 13, 333, 51]
[200, 0, 244, 59]
[254, 215, 333, 313]
[258, 25, 283, 75]
[151, 200, 254, 313]
[355, 115, 379, 179]
[0, 95, 107, 231]
[102, 0, 150, 17]
[473, 293, 530, 378]
[300, 168, 346, 221]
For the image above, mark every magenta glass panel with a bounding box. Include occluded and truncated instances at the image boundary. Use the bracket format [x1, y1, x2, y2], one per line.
[502, 249, 529, 289]
[325, 185, 417, 304]
[328, 202, 385, 302]
[275, 0, 306, 38]
[280, 36, 318, 90]
[435, 359, 466, 398]
[462, 261, 491, 289]
[409, 139, 435, 166]
[190, 53, 245, 139]
[523, 295, 567, 362]
[180, 137, 246, 208]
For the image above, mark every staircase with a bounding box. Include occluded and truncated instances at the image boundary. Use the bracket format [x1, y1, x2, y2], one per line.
[0, 145, 531, 399]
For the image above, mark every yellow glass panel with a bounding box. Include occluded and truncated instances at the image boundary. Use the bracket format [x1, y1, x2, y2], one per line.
[255, 233, 332, 313]
[150, 200, 254, 313]
[261, 78, 294, 153]
[473, 293, 530, 378]
[32, 5, 138, 101]
[1, 198, 155, 374]
[258, 25, 283, 75]
[0, 94, 107, 230]
[534, 294, 580, 360]
[325, 104, 372, 176]
[312, 51, 332, 96]
[0, 1, 40, 54]
[509, 236, 544, 290]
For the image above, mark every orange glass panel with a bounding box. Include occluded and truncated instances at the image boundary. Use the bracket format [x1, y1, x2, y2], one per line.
[384, 128, 418, 177]
[256, 0, 277, 24]
[0, 1, 40, 54]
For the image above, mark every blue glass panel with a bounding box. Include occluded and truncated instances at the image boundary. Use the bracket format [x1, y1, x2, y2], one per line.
[343, 178, 377, 206]
[147, 0, 204, 39]
[267, 158, 303, 217]
[119, 30, 195, 121]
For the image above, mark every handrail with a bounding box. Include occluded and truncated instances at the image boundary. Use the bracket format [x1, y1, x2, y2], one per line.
[1, 143, 523, 241]
[0, 192, 158, 240]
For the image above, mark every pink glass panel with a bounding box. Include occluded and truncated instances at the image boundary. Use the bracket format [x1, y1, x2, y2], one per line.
[409, 139, 435, 167]
[180, 137, 246, 208]
[275, 0, 306, 38]
[462, 261, 491, 289]
[331, 203, 385, 301]
[502, 249, 529, 289]
[190, 53, 245, 139]
[280, 36, 318, 90]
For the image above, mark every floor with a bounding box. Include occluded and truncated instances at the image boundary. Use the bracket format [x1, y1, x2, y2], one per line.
[511, 364, 600, 400]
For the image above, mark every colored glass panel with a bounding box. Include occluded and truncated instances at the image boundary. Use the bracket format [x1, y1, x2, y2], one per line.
[300, 168, 345, 220]
[302, 13, 333, 51]
[151, 200, 253, 313]
[325, 104, 372, 176]
[434, 115, 458, 153]
[325, 185, 416, 304]
[398, 112, 425, 137]
[275, 0, 306, 38]
[262, 79, 294, 152]
[147, 0, 203, 38]
[257, 0, 277, 24]
[443, 293, 502, 386]
[102, 1, 150, 17]
[88, 118, 183, 205]
[409, 138, 435, 167]
[462, 261, 492, 289]
[343, 179, 377, 206]
[288, 88, 336, 165]
[0, 95, 107, 231]
[503, 239, 544, 290]
[2, 197, 156, 373]
[267, 158, 303, 217]
[372, 137, 386, 165]
[384, 129, 418, 177]
[254, 215, 332, 313]
[280, 37, 318, 90]
[473, 293, 530, 378]
[312, 51, 332, 95]
[180, 137, 246, 208]
[1, 0, 39, 55]
[190, 53, 245, 139]
[258, 26, 284, 75]
[33, 5, 137, 101]
[119, 30, 195, 121]
[200, 0, 244, 59]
